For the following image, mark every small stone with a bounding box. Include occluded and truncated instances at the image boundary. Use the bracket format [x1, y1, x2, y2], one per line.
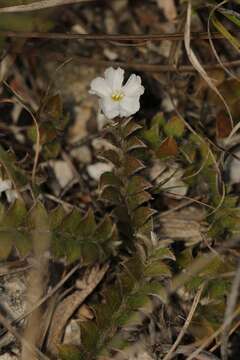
[87, 162, 113, 181]
[63, 319, 81, 346]
[51, 160, 74, 188]
[71, 146, 92, 164]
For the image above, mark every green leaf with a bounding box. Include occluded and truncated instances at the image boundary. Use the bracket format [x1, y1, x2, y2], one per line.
[61, 208, 83, 235]
[132, 207, 156, 228]
[49, 206, 66, 230]
[164, 116, 185, 138]
[141, 124, 161, 149]
[151, 247, 176, 261]
[144, 261, 171, 278]
[41, 94, 63, 121]
[126, 191, 152, 211]
[126, 176, 152, 195]
[0, 146, 28, 188]
[95, 215, 115, 243]
[0, 235, 13, 260]
[15, 233, 32, 256]
[80, 321, 100, 353]
[77, 209, 96, 237]
[212, 15, 240, 52]
[100, 172, 122, 189]
[59, 345, 82, 360]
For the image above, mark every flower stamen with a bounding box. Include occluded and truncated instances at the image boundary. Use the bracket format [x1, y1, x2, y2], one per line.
[111, 91, 124, 102]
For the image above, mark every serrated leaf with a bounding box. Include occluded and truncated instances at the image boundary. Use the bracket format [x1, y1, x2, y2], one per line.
[126, 176, 152, 195]
[123, 120, 142, 138]
[124, 155, 145, 177]
[59, 345, 82, 360]
[77, 208, 96, 237]
[95, 215, 114, 243]
[126, 136, 147, 152]
[126, 191, 152, 211]
[0, 199, 27, 229]
[15, 233, 32, 256]
[81, 243, 99, 265]
[100, 149, 121, 166]
[41, 93, 63, 121]
[49, 206, 66, 230]
[114, 205, 131, 224]
[101, 186, 122, 205]
[80, 321, 100, 352]
[144, 261, 171, 278]
[132, 207, 156, 228]
[61, 208, 83, 235]
[0, 146, 28, 188]
[0, 234, 13, 260]
[42, 140, 61, 159]
[164, 116, 185, 138]
[99, 172, 122, 190]
[151, 247, 176, 261]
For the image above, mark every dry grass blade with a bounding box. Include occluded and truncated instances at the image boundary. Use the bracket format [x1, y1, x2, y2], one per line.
[21, 205, 51, 360]
[0, 0, 94, 13]
[184, 1, 233, 128]
[47, 263, 109, 356]
[220, 258, 240, 360]
[207, 0, 240, 81]
[185, 304, 240, 360]
[163, 285, 204, 360]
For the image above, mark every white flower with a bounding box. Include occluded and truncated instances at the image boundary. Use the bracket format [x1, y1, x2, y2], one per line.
[0, 178, 18, 203]
[89, 67, 144, 119]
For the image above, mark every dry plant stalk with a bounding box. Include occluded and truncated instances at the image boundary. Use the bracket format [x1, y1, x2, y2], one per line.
[47, 263, 109, 356]
[21, 207, 51, 360]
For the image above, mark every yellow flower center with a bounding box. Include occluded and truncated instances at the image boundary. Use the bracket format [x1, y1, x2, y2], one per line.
[111, 91, 124, 101]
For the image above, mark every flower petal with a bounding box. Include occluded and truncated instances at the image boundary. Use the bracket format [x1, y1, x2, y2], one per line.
[104, 67, 124, 91]
[122, 74, 144, 97]
[0, 180, 12, 193]
[89, 77, 112, 97]
[119, 96, 140, 117]
[100, 97, 120, 119]
[6, 189, 18, 203]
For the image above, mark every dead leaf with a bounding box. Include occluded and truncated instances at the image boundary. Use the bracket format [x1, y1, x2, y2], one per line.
[216, 111, 233, 138]
[156, 137, 178, 157]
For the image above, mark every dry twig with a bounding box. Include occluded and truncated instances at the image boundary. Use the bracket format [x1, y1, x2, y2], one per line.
[0, 0, 94, 13]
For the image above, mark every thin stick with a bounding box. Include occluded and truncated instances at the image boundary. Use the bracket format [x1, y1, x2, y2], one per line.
[27, 53, 240, 73]
[0, 313, 49, 360]
[221, 258, 240, 360]
[0, 30, 233, 41]
[185, 304, 240, 360]
[0, 0, 95, 13]
[163, 285, 204, 360]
